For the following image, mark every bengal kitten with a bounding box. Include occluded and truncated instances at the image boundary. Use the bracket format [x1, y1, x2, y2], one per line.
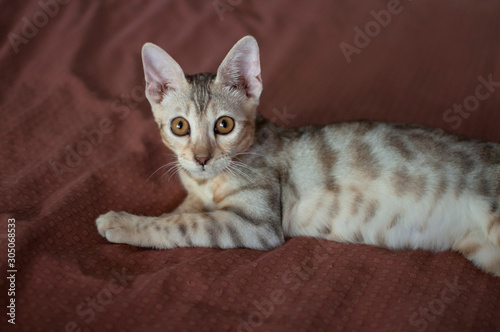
[96, 36, 500, 277]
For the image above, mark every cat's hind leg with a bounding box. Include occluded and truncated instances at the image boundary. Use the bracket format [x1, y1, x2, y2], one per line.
[453, 228, 500, 277]
[485, 207, 500, 247]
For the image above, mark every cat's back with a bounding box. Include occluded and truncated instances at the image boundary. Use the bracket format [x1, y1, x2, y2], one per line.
[279, 120, 500, 188]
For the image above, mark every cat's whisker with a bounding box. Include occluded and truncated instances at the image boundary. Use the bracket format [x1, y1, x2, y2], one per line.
[231, 161, 258, 174]
[224, 164, 239, 179]
[228, 163, 253, 182]
[233, 160, 257, 171]
[225, 166, 237, 180]
[167, 166, 182, 182]
[157, 162, 182, 182]
[231, 161, 258, 181]
[167, 163, 182, 178]
[234, 152, 265, 158]
[147, 161, 179, 182]
[230, 167, 250, 183]
[163, 165, 177, 179]
[223, 164, 240, 181]
[160, 167, 176, 181]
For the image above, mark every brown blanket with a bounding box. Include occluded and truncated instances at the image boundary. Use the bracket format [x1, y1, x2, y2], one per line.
[2, 0, 500, 331]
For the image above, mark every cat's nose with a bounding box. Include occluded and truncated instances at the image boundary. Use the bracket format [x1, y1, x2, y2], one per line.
[195, 156, 211, 166]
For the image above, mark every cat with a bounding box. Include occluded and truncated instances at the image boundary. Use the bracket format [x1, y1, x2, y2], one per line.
[96, 36, 500, 277]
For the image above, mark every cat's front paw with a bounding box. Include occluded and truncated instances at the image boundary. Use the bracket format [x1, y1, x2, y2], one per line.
[96, 211, 136, 244]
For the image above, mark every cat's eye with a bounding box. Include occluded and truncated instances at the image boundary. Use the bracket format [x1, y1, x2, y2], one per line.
[215, 116, 234, 135]
[170, 117, 190, 136]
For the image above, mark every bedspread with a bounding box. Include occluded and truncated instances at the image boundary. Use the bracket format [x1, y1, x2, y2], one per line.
[1, 1, 500, 331]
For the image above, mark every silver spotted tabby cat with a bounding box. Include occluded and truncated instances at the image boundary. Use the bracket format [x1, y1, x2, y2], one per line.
[96, 36, 500, 277]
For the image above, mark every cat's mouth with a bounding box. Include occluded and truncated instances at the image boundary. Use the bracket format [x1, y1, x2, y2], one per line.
[179, 156, 235, 180]
[182, 162, 224, 180]
[198, 165, 211, 175]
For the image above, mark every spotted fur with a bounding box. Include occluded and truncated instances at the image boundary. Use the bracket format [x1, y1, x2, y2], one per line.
[96, 36, 500, 277]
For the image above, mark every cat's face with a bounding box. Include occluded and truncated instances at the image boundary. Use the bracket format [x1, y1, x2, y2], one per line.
[142, 36, 262, 179]
[152, 74, 258, 179]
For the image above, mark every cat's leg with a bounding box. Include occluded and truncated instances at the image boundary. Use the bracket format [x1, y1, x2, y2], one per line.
[479, 166, 500, 247]
[470, 196, 500, 251]
[485, 207, 500, 248]
[96, 208, 284, 250]
[453, 228, 500, 277]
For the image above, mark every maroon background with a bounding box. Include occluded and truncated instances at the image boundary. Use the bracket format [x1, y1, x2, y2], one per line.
[1, 1, 500, 331]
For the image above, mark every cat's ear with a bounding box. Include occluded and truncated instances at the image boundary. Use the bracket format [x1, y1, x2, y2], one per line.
[142, 43, 188, 104]
[215, 36, 263, 99]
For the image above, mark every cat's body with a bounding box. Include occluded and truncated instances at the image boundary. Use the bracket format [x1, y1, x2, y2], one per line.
[96, 36, 500, 277]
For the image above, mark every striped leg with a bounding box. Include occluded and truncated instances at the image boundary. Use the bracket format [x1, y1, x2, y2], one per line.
[96, 209, 284, 250]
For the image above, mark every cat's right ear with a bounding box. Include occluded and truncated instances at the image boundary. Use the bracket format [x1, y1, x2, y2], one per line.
[216, 36, 263, 100]
[142, 43, 188, 104]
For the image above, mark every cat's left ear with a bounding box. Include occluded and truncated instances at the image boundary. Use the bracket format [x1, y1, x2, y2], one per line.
[215, 36, 263, 99]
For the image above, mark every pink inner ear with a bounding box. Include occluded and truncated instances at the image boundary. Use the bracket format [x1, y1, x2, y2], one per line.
[243, 63, 262, 98]
[145, 78, 176, 103]
[229, 75, 246, 91]
[142, 43, 187, 104]
[161, 82, 174, 93]
[146, 82, 163, 104]
[216, 37, 263, 99]
[224, 58, 262, 98]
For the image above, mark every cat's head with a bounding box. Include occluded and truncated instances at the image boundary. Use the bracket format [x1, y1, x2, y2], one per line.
[142, 36, 262, 180]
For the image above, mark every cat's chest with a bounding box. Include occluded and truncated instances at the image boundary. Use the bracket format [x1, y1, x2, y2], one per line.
[181, 172, 233, 211]
[196, 183, 217, 210]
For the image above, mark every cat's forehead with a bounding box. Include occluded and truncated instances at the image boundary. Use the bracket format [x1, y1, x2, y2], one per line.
[185, 73, 217, 113]
[161, 73, 247, 120]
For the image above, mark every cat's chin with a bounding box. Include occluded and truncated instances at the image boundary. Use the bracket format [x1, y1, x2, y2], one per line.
[189, 171, 218, 180]
[183, 167, 223, 181]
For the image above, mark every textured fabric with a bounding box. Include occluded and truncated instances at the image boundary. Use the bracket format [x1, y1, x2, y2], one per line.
[1, 0, 500, 331]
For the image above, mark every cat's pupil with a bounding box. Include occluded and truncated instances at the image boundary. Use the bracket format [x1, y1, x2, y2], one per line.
[177, 122, 183, 129]
[220, 120, 227, 128]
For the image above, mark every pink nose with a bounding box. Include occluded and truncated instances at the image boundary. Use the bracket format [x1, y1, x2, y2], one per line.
[195, 156, 210, 166]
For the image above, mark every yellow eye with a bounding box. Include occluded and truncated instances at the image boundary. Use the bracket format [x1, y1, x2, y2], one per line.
[170, 117, 190, 136]
[215, 116, 234, 135]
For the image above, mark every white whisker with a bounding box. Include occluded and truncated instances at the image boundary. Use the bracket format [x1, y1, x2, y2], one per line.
[234, 152, 265, 158]
[160, 164, 181, 181]
[231, 161, 259, 174]
[167, 166, 182, 182]
[228, 162, 253, 182]
[224, 164, 239, 181]
[147, 161, 179, 182]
